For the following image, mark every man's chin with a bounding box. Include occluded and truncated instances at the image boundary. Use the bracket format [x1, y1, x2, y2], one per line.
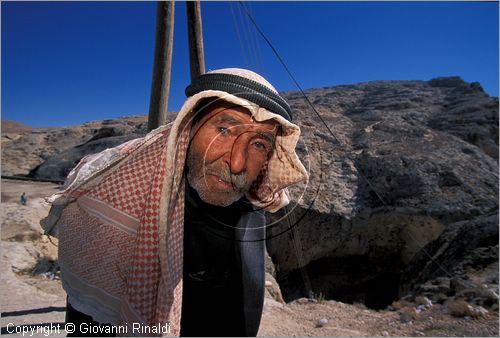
[200, 195, 242, 207]
[196, 190, 243, 207]
[187, 173, 245, 206]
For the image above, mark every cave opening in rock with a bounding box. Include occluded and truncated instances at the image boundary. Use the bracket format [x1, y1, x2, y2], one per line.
[276, 255, 404, 310]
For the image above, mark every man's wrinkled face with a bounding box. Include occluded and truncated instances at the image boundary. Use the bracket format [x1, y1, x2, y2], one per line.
[186, 100, 279, 207]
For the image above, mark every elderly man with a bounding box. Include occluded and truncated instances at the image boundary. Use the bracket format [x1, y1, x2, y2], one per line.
[42, 68, 308, 336]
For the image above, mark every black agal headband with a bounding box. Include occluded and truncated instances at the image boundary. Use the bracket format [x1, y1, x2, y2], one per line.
[185, 73, 293, 121]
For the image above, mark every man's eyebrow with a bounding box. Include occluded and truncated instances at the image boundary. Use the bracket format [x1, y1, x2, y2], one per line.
[255, 131, 276, 145]
[211, 112, 277, 144]
[211, 113, 244, 126]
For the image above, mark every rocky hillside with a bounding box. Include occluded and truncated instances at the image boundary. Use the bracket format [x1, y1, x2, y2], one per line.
[1, 119, 33, 134]
[269, 76, 498, 311]
[1, 76, 498, 316]
[1, 115, 152, 180]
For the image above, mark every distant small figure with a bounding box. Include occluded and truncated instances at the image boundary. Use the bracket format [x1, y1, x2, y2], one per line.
[20, 192, 27, 205]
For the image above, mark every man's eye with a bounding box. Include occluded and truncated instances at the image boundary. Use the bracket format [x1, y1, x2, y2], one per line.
[253, 141, 267, 150]
[217, 127, 229, 135]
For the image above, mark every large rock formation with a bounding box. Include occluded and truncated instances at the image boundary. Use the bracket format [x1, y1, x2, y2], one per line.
[1, 76, 497, 310]
[266, 77, 498, 309]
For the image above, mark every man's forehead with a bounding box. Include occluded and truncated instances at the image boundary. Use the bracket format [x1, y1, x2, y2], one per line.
[211, 113, 244, 125]
[204, 100, 252, 118]
[196, 100, 279, 130]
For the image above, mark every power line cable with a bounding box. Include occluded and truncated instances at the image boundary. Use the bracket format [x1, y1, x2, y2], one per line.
[229, 2, 249, 67]
[235, 2, 251, 67]
[237, 1, 390, 206]
[237, 1, 258, 69]
[242, 1, 263, 72]
[237, 1, 456, 282]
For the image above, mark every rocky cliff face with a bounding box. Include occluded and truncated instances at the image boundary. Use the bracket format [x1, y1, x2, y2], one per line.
[2, 76, 498, 310]
[267, 77, 498, 308]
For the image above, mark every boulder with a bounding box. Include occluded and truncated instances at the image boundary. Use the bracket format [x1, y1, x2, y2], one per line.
[265, 272, 286, 305]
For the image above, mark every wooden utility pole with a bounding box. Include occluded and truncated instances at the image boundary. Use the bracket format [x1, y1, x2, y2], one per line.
[148, 1, 175, 131]
[186, 0, 205, 81]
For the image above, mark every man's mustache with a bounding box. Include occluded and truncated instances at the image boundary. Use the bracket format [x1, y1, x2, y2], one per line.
[203, 159, 248, 191]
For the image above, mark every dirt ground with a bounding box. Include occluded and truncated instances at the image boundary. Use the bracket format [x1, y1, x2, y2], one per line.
[1, 179, 66, 337]
[1, 179, 498, 337]
[259, 297, 499, 337]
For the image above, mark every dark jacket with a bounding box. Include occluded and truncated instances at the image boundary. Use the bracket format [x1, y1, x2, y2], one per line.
[180, 186, 266, 337]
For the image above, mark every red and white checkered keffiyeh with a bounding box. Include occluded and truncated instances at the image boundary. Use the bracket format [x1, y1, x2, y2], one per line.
[41, 68, 308, 336]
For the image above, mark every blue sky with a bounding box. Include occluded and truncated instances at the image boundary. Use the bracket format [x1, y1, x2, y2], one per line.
[2, 1, 498, 128]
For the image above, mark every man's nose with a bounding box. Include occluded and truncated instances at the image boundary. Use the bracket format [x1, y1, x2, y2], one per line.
[224, 136, 247, 174]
